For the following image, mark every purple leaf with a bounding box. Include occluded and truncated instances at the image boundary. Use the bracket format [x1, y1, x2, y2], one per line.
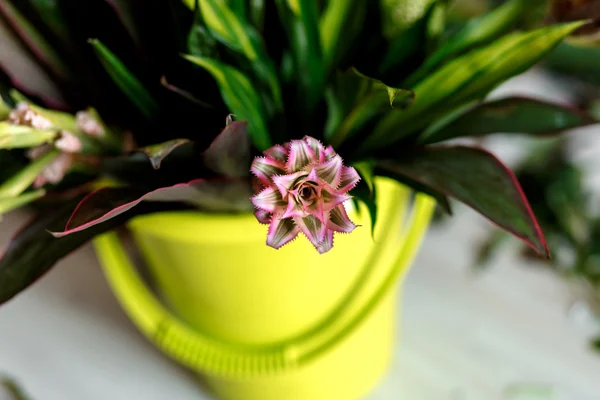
[203, 121, 250, 178]
[136, 139, 192, 170]
[0, 0, 68, 79]
[378, 146, 549, 257]
[0, 196, 177, 305]
[51, 179, 253, 237]
[422, 96, 598, 144]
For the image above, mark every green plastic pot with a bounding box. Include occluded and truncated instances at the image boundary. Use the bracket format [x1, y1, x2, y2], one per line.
[93, 178, 435, 400]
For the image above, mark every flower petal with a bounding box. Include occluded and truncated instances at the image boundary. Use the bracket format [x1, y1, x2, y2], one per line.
[323, 145, 336, 161]
[264, 145, 288, 162]
[251, 186, 285, 213]
[328, 205, 357, 233]
[267, 215, 300, 249]
[282, 197, 308, 219]
[272, 171, 306, 198]
[303, 136, 325, 162]
[294, 214, 326, 247]
[321, 187, 351, 211]
[314, 155, 343, 187]
[287, 139, 317, 173]
[254, 209, 272, 224]
[338, 166, 361, 192]
[316, 229, 334, 254]
[251, 157, 286, 187]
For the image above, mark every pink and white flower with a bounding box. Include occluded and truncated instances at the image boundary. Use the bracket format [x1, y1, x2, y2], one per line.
[250, 136, 360, 253]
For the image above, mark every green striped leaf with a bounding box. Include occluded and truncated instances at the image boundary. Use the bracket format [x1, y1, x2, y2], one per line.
[0, 96, 9, 120]
[0, 150, 59, 197]
[89, 39, 159, 118]
[0, 189, 46, 216]
[183, 55, 271, 150]
[320, 0, 366, 69]
[405, 0, 525, 87]
[199, 0, 259, 60]
[193, 1, 281, 106]
[276, 0, 325, 110]
[29, 0, 70, 43]
[0, 122, 56, 149]
[364, 22, 584, 151]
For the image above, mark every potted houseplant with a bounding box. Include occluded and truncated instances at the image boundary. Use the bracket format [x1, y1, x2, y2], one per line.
[0, 0, 595, 399]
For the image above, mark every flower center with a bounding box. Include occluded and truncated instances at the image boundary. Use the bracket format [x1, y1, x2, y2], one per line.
[300, 186, 314, 200]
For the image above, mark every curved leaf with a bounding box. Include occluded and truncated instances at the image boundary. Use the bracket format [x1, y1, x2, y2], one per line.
[88, 39, 159, 118]
[51, 179, 253, 237]
[421, 97, 597, 144]
[199, 0, 258, 59]
[405, 0, 525, 86]
[0, 151, 59, 197]
[320, 0, 367, 69]
[275, 0, 325, 111]
[137, 139, 192, 170]
[0, 122, 56, 149]
[0, 189, 45, 215]
[183, 55, 271, 149]
[365, 21, 585, 150]
[378, 146, 549, 257]
[0, 196, 178, 305]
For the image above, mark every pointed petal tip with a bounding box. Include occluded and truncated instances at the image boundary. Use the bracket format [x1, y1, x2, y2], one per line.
[266, 216, 300, 249]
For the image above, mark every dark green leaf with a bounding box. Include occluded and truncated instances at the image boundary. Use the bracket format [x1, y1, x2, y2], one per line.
[0, 122, 56, 149]
[183, 55, 271, 150]
[320, 0, 367, 69]
[190, 1, 281, 105]
[328, 72, 413, 147]
[324, 69, 373, 141]
[0, 377, 30, 400]
[592, 337, 600, 352]
[0, 150, 59, 197]
[351, 179, 377, 238]
[88, 39, 159, 118]
[405, 0, 525, 86]
[248, 0, 266, 30]
[365, 22, 584, 150]
[379, 2, 437, 78]
[199, 0, 258, 59]
[105, 0, 143, 46]
[137, 139, 192, 170]
[0, 196, 181, 305]
[0, 189, 45, 215]
[545, 42, 600, 85]
[0, 0, 69, 78]
[275, 0, 325, 111]
[421, 97, 596, 144]
[378, 146, 549, 256]
[187, 21, 218, 58]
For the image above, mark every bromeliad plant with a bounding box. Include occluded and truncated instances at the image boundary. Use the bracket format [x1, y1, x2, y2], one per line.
[0, 0, 596, 304]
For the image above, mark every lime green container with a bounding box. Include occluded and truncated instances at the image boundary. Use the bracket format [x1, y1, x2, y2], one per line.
[93, 178, 435, 400]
